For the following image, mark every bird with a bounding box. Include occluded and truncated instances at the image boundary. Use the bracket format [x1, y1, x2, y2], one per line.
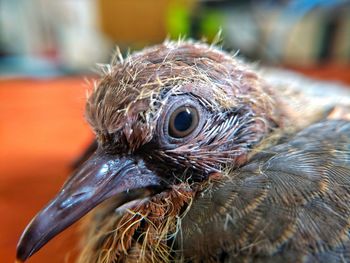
[17, 41, 350, 263]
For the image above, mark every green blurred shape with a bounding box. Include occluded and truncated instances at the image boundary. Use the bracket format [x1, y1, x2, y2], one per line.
[200, 10, 223, 41]
[166, 2, 191, 38]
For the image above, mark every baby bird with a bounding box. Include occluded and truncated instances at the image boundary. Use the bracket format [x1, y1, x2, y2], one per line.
[17, 41, 350, 262]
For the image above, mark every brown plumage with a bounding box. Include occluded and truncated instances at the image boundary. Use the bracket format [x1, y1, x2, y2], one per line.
[17, 41, 350, 263]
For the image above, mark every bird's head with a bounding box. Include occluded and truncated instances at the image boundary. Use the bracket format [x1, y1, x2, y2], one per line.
[17, 41, 278, 261]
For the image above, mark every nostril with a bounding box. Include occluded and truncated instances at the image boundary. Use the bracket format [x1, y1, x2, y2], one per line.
[72, 191, 89, 199]
[59, 190, 93, 209]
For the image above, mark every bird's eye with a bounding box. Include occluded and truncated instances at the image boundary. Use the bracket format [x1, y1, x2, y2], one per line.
[168, 106, 199, 138]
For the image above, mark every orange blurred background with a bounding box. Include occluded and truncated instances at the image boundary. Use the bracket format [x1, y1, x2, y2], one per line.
[0, 78, 93, 263]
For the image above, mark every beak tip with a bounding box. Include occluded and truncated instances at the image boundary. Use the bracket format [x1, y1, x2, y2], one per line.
[16, 243, 30, 262]
[16, 230, 36, 262]
[15, 257, 25, 263]
[16, 252, 27, 262]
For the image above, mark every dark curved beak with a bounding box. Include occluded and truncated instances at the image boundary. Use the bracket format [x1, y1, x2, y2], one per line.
[16, 151, 166, 261]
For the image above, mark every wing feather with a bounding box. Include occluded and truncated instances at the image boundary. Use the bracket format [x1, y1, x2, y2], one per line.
[177, 120, 350, 262]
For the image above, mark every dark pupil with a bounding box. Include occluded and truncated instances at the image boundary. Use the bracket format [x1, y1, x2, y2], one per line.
[174, 110, 193, 132]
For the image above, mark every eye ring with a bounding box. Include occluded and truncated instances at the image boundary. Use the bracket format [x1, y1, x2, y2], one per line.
[168, 106, 199, 138]
[156, 96, 205, 147]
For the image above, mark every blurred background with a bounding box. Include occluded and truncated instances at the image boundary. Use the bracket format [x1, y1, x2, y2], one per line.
[1, 0, 350, 262]
[1, 0, 350, 76]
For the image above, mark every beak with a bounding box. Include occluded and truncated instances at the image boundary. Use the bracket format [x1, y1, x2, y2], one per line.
[16, 150, 166, 262]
